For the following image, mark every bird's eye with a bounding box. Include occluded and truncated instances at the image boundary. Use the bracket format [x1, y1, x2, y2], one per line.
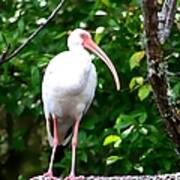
[80, 33, 89, 40]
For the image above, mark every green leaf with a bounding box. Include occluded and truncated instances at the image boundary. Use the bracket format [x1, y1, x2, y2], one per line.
[162, 159, 172, 171]
[81, 117, 96, 130]
[121, 125, 134, 139]
[139, 127, 148, 135]
[129, 51, 145, 70]
[129, 76, 144, 90]
[18, 175, 26, 180]
[95, 27, 105, 44]
[138, 84, 152, 101]
[138, 112, 147, 123]
[114, 138, 122, 148]
[106, 155, 122, 165]
[172, 83, 180, 99]
[115, 114, 134, 130]
[18, 19, 25, 34]
[103, 135, 121, 146]
[54, 31, 67, 40]
[31, 66, 40, 93]
[101, 0, 110, 7]
[80, 151, 88, 163]
[79, 131, 87, 145]
[134, 164, 144, 173]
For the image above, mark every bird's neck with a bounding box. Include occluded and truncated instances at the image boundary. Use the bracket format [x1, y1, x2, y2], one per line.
[69, 44, 85, 51]
[69, 46, 91, 59]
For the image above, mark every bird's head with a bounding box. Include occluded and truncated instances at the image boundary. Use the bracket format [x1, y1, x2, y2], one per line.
[67, 28, 120, 91]
[68, 29, 91, 50]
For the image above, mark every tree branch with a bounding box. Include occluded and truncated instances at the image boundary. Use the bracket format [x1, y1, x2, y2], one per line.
[0, 0, 65, 65]
[142, 0, 180, 153]
[30, 172, 180, 180]
[0, 44, 11, 64]
[158, 0, 177, 44]
[167, 71, 180, 77]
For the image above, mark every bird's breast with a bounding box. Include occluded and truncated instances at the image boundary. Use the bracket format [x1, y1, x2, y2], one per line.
[43, 51, 92, 95]
[42, 50, 97, 119]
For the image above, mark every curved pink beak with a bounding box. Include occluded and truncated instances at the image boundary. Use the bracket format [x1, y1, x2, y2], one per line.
[83, 37, 120, 91]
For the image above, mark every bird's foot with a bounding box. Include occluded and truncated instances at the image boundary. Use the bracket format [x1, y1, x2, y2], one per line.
[64, 175, 85, 180]
[42, 171, 59, 180]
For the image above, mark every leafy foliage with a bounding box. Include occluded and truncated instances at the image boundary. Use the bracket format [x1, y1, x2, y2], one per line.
[0, 0, 179, 179]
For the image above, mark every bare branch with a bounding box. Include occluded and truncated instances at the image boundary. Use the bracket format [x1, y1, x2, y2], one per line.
[167, 71, 180, 77]
[0, 44, 11, 63]
[0, 0, 65, 65]
[158, 0, 177, 44]
[142, 0, 180, 153]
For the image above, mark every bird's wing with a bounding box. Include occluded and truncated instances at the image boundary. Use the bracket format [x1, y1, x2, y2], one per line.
[45, 113, 54, 147]
[42, 52, 97, 147]
[83, 64, 97, 115]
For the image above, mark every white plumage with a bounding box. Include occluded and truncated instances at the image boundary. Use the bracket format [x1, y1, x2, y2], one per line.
[42, 49, 97, 145]
[41, 28, 120, 179]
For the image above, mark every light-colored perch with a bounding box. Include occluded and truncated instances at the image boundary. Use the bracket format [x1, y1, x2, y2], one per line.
[30, 172, 180, 180]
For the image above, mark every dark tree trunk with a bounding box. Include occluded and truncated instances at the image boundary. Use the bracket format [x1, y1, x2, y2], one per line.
[142, 0, 180, 152]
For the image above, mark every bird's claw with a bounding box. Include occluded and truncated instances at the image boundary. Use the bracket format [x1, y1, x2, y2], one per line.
[30, 174, 59, 180]
[42, 171, 59, 180]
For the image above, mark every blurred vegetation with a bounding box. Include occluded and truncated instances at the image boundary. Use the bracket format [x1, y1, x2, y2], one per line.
[0, 0, 179, 179]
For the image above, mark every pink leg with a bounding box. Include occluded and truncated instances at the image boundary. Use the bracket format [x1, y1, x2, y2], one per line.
[70, 119, 80, 176]
[43, 114, 59, 180]
[65, 119, 84, 180]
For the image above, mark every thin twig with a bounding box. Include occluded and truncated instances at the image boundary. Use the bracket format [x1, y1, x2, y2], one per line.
[0, 0, 65, 65]
[167, 71, 180, 77]
[0, 44, 11, 63]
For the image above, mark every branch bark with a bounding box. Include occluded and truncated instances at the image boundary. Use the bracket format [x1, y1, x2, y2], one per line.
[0, 0, 65, 65]
[30, 172, 180, 180]
[142, 0, 180, 152]
[158, 0, 177, 44]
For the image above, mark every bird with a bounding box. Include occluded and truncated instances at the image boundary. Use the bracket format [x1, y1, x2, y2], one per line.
[41, 28, 120, 180]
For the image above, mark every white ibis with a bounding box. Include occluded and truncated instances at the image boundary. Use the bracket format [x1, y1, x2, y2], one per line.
[42, 28, 120, 180]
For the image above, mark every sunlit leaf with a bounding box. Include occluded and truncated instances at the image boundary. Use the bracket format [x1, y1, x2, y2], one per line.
[95, 26, 105, 44]
[138, 84, 152, 101]
[129, 51, 145, 70]
[139, 127, 148, 135]
[134, 164, 144, 173]
[106, 155, 122, 165]
[129, 76, 144, 90]
[103, 135, 121, 146]
[121, 125, 134, 139]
